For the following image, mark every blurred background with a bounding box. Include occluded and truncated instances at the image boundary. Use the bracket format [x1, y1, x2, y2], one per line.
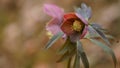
[0, 0, 120, 68]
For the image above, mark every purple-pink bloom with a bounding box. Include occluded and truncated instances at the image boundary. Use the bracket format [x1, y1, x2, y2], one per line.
[43, 4, 89, 42]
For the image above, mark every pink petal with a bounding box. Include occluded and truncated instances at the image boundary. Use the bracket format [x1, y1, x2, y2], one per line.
[62, 34, 67, 39]
[60, 19, 74, 36]
[75, 13, 88, 25]
[80, 25, 88, 39]
[63, 13, 78, 20]
[43, 4, 64, 23]
[46, 18, 62, 35]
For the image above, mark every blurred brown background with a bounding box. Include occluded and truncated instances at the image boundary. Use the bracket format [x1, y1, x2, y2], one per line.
[0, 0, 120, 68]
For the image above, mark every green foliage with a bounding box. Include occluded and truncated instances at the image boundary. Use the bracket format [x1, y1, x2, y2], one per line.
[87, 24, 117, 68]
[57, 39, 89, 68]
[90, 24, 111, 46]
[89, 39, 117, 68]
[57, 37, 76, 62]
[73, 54, 80, 68]
[77, 41, 89, 68]
[45, 32, 63, 49]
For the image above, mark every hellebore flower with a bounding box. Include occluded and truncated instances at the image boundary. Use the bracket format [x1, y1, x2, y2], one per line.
[43, 3, 117, 68]
[44, 4, 89, 42]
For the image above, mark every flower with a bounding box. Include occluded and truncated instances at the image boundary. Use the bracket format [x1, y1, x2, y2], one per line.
[43, 3, 117, 68]
[43, 3, 91, 42]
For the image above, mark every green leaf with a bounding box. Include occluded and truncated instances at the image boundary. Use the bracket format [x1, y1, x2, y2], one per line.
[89, 39, 117, 68]
[90, 25, 111, 46]
[91, 23, 109, 34]
[90, 23, 103, 30]
[45, 32, 63, 49]
[87, 26, 114, 40]
[88, 25, 99, 38]
[67, 57, 72, 68]
[77, 41, 89, 68]
[73, 54, 80, 68]
[105, 35, 115, 40]
[58, 38, 71, 54]
[57, 49, 75, 62]
[57, 38, 76, 62]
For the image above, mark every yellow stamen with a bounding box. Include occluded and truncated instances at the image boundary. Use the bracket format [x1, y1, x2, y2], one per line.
[46, 31, 53, 39]
[72, 20, 82, 32]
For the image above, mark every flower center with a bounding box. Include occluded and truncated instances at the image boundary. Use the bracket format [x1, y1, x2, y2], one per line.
[72, 20, 83, 32]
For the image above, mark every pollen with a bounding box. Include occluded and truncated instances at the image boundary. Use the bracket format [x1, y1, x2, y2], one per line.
[72, 20, 83, 32]
[46, 31, 53, 39]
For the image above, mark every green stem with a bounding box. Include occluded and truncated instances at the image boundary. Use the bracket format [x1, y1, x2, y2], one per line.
[67, 57, 72, 68]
